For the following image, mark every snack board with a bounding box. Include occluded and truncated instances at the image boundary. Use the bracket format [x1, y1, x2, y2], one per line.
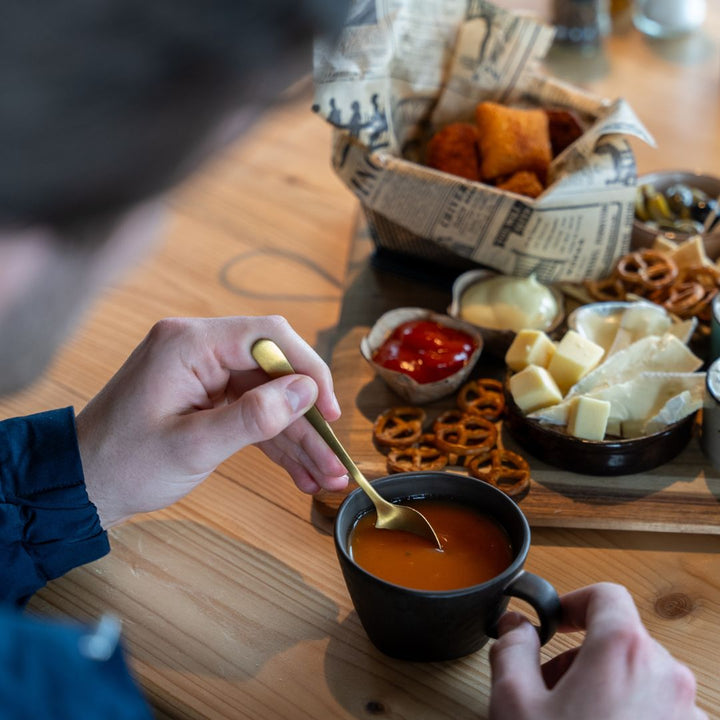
[316, 227, 720, 535]
[318, 327, 720, 534]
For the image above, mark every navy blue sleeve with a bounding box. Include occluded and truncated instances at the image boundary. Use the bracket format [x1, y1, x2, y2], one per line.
[0, 407, 110, 606]
[0, 607, 153, 719]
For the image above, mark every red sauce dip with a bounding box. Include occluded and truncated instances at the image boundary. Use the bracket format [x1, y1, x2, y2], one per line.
[349, 499, 513, 591]
[371, 320, 477, 384]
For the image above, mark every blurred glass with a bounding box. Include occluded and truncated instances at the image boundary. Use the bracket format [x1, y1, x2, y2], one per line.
[633, 0, 706, 38]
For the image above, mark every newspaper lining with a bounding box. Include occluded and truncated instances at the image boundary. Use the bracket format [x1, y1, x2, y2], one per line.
[313, 0, 655, 282]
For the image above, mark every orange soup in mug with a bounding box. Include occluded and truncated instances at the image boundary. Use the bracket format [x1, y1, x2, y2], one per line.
[349, 499, 514, 591]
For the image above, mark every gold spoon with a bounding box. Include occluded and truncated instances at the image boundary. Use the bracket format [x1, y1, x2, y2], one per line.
[251, 338, 442, 549]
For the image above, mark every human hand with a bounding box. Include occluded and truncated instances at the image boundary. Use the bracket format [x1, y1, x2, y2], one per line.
[77, 316, 349, 528]
[489, 582, 706, 720]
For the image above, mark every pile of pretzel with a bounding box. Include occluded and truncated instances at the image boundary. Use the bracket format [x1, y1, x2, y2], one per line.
[371, 379, 531, 499]
[585, 248, 719, 334]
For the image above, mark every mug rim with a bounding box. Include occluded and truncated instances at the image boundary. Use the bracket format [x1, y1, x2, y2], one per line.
[333, 470, 531, 597]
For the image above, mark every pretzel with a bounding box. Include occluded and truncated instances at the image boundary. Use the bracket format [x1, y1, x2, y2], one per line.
[433, 411, 497, 457]
[584, 276, 626, 302]
[373, 406, 426, 448]
[615, 249, 678, 291]
[662, 281, 707, 317]
[386, 434, 449, 473]
[466, 449, 531, 498]
[457, 378, 505, 421]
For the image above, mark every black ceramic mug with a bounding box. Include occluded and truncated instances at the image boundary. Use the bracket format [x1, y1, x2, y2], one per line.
[334, 471, 561, 662]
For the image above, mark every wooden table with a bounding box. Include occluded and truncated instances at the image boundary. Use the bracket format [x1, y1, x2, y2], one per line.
[10, 5, 720, 718]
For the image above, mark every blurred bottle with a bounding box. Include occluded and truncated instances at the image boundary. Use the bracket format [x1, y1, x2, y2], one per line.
[633, 0, 706, 38]
[552, 0, 610, 48]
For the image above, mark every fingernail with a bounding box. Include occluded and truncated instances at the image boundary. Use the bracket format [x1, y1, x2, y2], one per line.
[286, 377, 316, 413]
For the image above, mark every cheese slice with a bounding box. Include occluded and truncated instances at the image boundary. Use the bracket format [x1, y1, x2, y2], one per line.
[669, 234, 711, 270]
[505, 329, 556, 372]
[547, 330, 604, 394]
[566, 333, 702, 398]
[530, 372, 705, 431]
[508, 364, 563, 414]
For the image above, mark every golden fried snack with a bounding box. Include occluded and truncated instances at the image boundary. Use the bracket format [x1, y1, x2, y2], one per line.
[545, 107, 584, 156]
[475, 101, 552, 182]
[426, 122, 481, 182]
[386, 434, 449, 473]
[433, 411, 497, 457]
[373, 406, 426, 448]
[466, 449, 531, 498]
[457, 379, 505, 421]
[496, 170, 544, 199]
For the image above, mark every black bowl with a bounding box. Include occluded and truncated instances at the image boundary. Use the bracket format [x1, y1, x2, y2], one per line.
[503, 388, 697, 476]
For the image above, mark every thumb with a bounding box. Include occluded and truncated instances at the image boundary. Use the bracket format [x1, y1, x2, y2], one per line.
[183, 375, 318, 463]
[490, 613, 546, 700]
[233, 375, 318, 444]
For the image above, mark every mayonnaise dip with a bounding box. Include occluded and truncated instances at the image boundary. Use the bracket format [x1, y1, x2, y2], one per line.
[459, 275, 558, 331]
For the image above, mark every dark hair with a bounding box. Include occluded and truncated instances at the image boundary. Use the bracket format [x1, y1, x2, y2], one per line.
[0, 0, 347, 227]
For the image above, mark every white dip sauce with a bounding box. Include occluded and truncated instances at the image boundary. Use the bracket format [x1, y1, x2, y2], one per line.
[460, 275, 557, 331]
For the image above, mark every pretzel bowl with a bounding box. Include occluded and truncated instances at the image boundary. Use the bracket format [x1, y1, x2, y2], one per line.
[361, 307, 483, 404]
[448, 269, 565, 357]
[502, 383, 697, 476]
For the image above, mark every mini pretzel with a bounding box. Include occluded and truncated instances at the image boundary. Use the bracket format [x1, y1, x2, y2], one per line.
[373, 406, 426, 448]
[457, 379, 505, 421]
[584, 276, 626, 302]
[386, 434, 449, 473]
[615, 249, 678, 291]
[466, 449, 531, 498]
[663, 281, 706, 317]
[433, 411, 497, 457]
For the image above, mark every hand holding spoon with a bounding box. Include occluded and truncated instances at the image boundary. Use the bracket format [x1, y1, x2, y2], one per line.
[251, 338, 442, 549]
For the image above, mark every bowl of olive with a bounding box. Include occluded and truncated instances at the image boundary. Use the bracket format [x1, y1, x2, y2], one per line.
[632, 171, 720, 258]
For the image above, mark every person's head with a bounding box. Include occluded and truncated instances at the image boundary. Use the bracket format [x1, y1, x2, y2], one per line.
[0, 0, 348, 394]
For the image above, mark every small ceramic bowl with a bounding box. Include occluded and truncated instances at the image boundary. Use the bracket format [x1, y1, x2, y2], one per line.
[632, 171, 720, 259]
[567, 300, 696, 352]
[502, 386, 697, 476]
[448, 269, 565, 357]
[360, 307, 483, 404]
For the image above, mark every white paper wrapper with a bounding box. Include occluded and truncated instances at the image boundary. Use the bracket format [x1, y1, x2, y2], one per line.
[313, 0, 655, 282]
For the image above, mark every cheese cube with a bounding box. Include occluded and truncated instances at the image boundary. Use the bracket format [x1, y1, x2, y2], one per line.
[567, 396, 610, 441]
[508, 364, 563, 414]
[548, 330, 605, 395]
[505, 330, 556, 372]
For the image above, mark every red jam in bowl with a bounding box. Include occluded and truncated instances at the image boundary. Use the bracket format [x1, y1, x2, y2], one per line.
[371, 320, 477, 384]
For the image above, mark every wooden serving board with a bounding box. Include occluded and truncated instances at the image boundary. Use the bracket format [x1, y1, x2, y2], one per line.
[316, 327, 720, 534]
[314, 225, 720, 534]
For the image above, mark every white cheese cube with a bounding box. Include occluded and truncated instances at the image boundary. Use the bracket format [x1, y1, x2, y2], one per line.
[567, 396, 611, 441]
[505, 330, 556, 372]
[548, 330, 605, 395]
[508, 364, 563, 414]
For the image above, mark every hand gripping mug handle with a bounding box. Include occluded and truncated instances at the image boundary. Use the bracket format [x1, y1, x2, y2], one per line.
[488, 570, 562, 645]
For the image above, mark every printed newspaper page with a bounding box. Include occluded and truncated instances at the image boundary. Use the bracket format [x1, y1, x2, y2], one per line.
[313, 0, 654, 282]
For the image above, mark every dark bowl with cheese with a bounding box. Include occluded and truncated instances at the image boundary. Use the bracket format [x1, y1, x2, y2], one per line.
[502, 387, 697, 476]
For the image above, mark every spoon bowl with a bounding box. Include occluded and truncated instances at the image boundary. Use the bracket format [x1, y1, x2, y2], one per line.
[251, 338, 442, 549]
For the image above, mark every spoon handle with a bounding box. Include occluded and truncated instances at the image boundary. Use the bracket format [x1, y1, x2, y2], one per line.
[250, 339, 387, 505]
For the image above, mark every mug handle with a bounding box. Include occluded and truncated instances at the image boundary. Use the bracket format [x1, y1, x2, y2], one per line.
[488, 570, 562, 645]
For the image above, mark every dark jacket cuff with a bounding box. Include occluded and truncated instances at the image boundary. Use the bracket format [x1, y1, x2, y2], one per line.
[0, 407, 110, 606]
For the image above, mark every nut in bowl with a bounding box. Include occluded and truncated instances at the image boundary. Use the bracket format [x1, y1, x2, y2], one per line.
[448, 269, 565, 356]
[360, 307, 483, 404]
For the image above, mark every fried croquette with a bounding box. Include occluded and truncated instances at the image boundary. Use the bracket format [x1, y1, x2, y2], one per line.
[475, 101, 552, 182]
[426, 122, 481, 182]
